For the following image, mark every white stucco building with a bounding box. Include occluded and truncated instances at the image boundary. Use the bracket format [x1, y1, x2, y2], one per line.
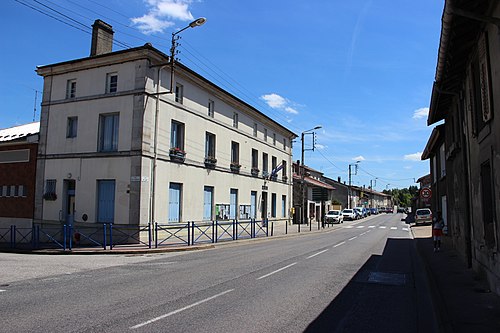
[35, 20, 296, 227]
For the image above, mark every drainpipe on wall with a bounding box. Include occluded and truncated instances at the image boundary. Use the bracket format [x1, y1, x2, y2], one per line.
[150, 63, 172, 227]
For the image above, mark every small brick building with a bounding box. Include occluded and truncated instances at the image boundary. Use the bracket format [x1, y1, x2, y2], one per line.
[0, 122, 39, 228]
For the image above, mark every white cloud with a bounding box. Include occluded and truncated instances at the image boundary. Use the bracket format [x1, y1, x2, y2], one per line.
[261, 93, 300, 115]
[261, 93, 286, 108]
[132, 0, 194, 34]
[412, 107, 429, 120]
[404, 152, 422, 161]
[353, 156, 365, 161]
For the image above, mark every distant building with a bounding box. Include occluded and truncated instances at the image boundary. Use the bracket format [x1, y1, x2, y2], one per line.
[0, 122, 39, 228]
[292, 162, 334, 224]
[35, 20, 296, 227]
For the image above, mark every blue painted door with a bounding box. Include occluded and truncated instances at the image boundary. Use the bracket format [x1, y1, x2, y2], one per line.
[229, 189, 238, 220]
[250, 191, 257, 219]
[203, 186, 213, 220]
[97, 180, 115, 223]
[169, 183, 181, 222]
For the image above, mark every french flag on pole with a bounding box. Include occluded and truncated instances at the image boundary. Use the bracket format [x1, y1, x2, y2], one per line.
[270, 163, 283, 178]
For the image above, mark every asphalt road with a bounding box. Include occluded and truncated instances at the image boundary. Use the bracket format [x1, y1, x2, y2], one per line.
[0, 213, 435, 332]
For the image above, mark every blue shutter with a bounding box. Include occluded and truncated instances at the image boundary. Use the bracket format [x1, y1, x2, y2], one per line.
[230, 189, 237, 220]
[97, 180, 115, 223]
[282, 195, 286, 217]
[169, 183, 181, 222]
[250, 191, 257, 219]
[203, 187, 213, 220]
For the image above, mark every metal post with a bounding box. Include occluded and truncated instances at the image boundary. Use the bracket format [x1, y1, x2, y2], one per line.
[212, 220, 215, 243]
[148, 223, 152, 249]
[215, 220, 218, 243]
[107, 224, 110, 250]
[68, 225, 73, 251]
[189, 222, 192, 246]
[63, 225, 67, 251]
[10, 225, 15, 249]
[155, 223, 158, 248]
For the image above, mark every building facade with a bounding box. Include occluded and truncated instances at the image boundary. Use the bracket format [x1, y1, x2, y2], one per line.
[0, 122, 39, 228]
[35, 20, 296, 227]
[427, 0, 500, 294]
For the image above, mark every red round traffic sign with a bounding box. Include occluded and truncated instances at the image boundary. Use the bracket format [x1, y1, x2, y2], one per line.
[420, 187, 432, 199]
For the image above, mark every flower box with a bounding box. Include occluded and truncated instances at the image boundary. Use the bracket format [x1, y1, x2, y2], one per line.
[43, 192, 57, 201]
[251, 167, 259, 176]
[169, 147, 186, 162]
[230, 162, 241, 173]
[204, 156, 217, 168]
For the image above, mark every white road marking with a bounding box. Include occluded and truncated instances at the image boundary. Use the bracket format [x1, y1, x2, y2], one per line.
[356, 226, 365, 229]
[0, 290, 6, 292]
[130, 289, 234, 329]
[257, 262, 297, 280]
[345, 226, 354, 229]
[379, 226, 387, 229]
[348, 236, 357, 241]
[307, 249, 329, 259]
[402, 228, 409, 231]
[359, 232, 367, 236]
[368, 226, 376, 228]
[333, 241, 346, 248]
[391, 227, 397, 230]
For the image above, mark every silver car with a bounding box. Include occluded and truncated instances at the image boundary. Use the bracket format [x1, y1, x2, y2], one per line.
[325, 210, 343, 224]
[342, 209, 356, 221]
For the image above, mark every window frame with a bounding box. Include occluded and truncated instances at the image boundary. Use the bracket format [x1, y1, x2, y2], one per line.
[205, 132, 216, 159]
[171, 120, 185, 150]
[98, 113, 119, 152]
[208, 99, 215, 117]
[67, 116, 78, 138]
[175, 83, 184, 104]
[106, 73, 118, 94]
[66, 79, 76, 99]
[231, 141, 240, 164]
[233, 112, 239, 128]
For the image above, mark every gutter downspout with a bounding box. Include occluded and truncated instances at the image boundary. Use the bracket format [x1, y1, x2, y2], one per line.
[150, 63, 171, 227]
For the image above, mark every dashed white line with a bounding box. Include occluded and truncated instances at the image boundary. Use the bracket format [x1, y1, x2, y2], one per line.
[359, 232, 367, 236]
[356, 226, 365, 229]
[0, 290, 6, 292]
[307, 249, 329, 259]
[379, 226, 387, 229]
[348, 236, 357, 241]
[257, 262, 297, 280]
[402, 228, 409, 231]
[368, 226, 376, 228]
[333, 241, 346, 248]
[130, 289, 234, 329]
[345, 226, 354, 229]
[390, 227, 397, 230]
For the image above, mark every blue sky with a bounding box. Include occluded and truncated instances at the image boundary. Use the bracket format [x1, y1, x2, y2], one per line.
[1, 0, 444, 190]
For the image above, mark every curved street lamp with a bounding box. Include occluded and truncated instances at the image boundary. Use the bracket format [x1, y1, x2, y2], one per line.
[169, 17, 207, 90]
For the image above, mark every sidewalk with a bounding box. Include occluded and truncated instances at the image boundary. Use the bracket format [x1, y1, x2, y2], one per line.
[411, 224, 500, 333]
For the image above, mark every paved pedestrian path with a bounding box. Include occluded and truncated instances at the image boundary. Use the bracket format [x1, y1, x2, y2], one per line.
[411, 224, 500, 333]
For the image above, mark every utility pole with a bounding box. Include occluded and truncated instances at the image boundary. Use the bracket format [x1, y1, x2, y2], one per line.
[348, 161, 360, 209]
[301, 126, 321, 225]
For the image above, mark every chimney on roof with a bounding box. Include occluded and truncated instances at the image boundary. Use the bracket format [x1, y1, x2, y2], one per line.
[90, 20, 114, 56]
[338, 177, 341, 183]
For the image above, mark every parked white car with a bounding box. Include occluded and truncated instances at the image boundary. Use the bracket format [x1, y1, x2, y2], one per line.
[342, 209, 357, 221]
[325, 210, 343, 224]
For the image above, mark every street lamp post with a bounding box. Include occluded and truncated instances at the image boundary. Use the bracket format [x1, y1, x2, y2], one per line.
[169, 17, 207, 92]
[348, 161, 360, 209]
[301, 126, 322, 226]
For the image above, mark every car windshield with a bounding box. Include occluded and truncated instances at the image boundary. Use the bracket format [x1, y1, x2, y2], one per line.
[416, 209, 431, 215]
[331, 211, 339, 215]
[343, 209, 353, 213]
